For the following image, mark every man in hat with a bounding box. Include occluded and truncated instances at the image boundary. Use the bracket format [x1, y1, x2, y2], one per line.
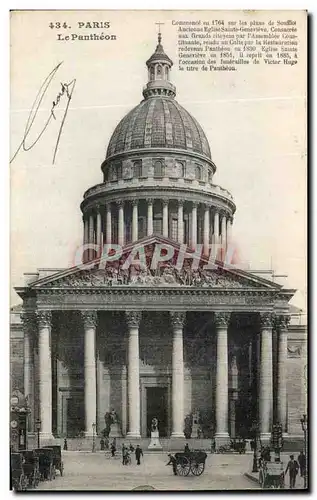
[285, 454, 299, 489]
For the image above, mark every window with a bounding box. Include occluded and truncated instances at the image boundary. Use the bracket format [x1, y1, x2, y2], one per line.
[115, 162, 122, 180]
[165, 66, 169, 80]
[110, 164, 117, 181]
[125, 220, 132, 243]
[208, 169, 213, 183]
[153, 218, 163, 235]
[138, 217, 146, 239]
[111, 217, 118, 243]
[195, 164, 202, 181]
[156, 64, 163, 79]
[175, 161, 185, 178]
[150, 66, 155, 81]
[170, 218, 178, 241]
[133, 160, 142, 178]
[154, 160, 163, 178]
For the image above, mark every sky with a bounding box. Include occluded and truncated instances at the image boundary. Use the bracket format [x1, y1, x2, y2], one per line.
[10, 9, 307, 309]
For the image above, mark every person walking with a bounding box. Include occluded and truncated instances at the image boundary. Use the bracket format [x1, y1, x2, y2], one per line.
[135, 444, 143, 465]
[285, 455, 299, 489]
[184, 443, 190, 453]
[111, 439, 116, 458]
[166, 454, 177, 476]
[298, 450, 306, 478]
[121, 443, 126, 464]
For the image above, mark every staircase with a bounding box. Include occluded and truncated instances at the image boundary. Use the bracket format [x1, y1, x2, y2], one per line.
[28, 435, 212, 452]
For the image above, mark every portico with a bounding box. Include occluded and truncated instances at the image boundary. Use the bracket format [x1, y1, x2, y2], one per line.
[18, 241, 294, 446]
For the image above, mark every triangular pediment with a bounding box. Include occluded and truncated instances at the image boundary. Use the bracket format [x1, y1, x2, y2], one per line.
[27, 235, 282, 291]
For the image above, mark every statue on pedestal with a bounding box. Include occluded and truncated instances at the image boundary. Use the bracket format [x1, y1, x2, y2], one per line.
[148, 416, 162, 449]
[191, 410, 201, 438]
[104, 408, 121, 438]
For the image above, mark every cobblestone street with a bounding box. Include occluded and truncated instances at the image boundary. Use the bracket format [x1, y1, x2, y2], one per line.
[37, 452, 260, 491]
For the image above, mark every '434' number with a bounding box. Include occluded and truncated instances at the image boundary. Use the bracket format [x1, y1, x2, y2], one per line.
[49, 22, 70, 29]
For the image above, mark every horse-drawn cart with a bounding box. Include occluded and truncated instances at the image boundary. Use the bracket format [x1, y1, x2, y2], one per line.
[174, 451, 207, 476]
[43, 445, 64, 476]
[259, 462, 285, 489]
[11, 453, 28, 491]
[34, 448, 56, 481]
[21, 450, 40, 488]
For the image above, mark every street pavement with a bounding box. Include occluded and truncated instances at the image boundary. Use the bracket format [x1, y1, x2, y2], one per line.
[37, 451, 260, 491]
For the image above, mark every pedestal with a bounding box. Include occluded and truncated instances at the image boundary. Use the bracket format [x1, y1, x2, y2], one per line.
[148, 430, 162, 450]
[109, 422, 122, 438]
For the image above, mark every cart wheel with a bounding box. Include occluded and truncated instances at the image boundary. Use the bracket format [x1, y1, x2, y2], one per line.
[191, 461, 205, 476]
[176, 457, 190, 476]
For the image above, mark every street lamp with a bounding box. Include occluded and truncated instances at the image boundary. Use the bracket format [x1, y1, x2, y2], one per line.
[35, 419, 41, 449]
[92, 423, 96, 453]
[300, 414, 308, 488]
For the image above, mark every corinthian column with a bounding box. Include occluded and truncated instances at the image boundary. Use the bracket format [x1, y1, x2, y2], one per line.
[147, 199, 153, 236]
[191, 202, 197, 249]
[126, 311, 141, 438]
[117, 201, 125, 246]
[82, 311, 98, 437]
[83, 216, 89, 246]
[214, 209, 220, 246]
[88, 213, 94, 261]
[163, 200, 169, 237]
[203, 205, 210, 256]
[21, 312, 36, 432]
[105, 204, 112, 244]
[277, 315, 290, 434]
[177, 201, 184, 244]
[214, 312, 231, 446]
[36, 311, 53, 439]
[132, 200, 138, 242]
[221, 212, 227, 250]
[96, 206, 102, 255]
[259, 312, 274, 441]
[170, 312, 185, 438]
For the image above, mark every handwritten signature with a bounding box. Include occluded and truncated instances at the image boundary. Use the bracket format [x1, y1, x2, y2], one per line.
[10, 62, 76, 164]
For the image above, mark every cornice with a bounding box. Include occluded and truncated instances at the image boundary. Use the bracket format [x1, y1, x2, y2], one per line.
[81, 185, 236, 216]
[102, 147, 217, 171]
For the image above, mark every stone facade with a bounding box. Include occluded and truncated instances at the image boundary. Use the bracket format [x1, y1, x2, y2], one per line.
[11, 34, 307, 445]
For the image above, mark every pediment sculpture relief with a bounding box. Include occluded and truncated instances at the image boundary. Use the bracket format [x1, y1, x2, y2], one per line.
[42, 263, 255, 289]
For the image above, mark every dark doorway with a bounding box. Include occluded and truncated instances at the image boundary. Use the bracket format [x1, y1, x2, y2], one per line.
[146, 387, 168, 437]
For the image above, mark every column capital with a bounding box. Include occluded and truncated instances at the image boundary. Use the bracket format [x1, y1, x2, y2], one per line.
[116, 200, 124, 208]
[259, 312, 275, 329]
[146, 197, 154, 205]
[214, 311, 231, 328]
[126, 311, 142, 328]
[21, 311, 37, 328]
[178, 200, 184, 208]
[105, 202, 112, 211]
[36, 310, 52, 328]
[192, 201, 198, 209]
[163, 199, 169, 207]
[81, 310, 98, 328]
[132, 199, 139, 207]
[274, 314, 291, 330]
[170, 311, 186, 329]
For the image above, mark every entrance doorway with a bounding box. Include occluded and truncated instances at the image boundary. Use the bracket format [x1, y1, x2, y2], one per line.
[146, 387, 168, 437]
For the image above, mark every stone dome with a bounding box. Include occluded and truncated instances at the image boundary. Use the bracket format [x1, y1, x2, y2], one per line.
[106, 97, 212, 160]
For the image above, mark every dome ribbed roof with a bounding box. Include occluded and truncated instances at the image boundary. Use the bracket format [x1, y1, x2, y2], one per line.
[106, 97, 211, 159]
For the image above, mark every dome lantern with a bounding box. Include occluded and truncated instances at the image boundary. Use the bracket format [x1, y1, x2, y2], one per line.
[143, 31, 176, 100]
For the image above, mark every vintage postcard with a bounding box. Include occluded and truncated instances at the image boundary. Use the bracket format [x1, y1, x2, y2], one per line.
[10, 10, 307, 491]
